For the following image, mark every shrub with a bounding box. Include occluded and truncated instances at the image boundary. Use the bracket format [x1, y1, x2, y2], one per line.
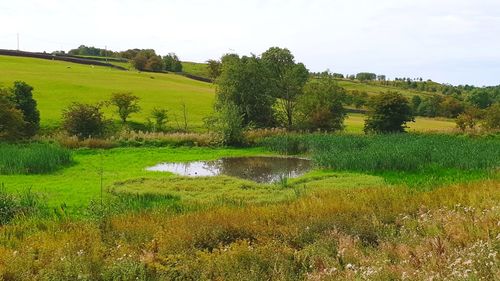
[110, 92, 141, 123]
[205, 102, 246, 146]
[0, 143, 72, 174]
[364, 91, 414, 133]
[62, 102, 106, 139]
[483, 103, 500, 131]
[0, 88, 25, 141]
[149, 108, 168, 131]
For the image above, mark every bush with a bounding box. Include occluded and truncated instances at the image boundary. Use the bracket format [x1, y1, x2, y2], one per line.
[364, 91, 414, 133]
[0, 88, 25, 141]
[0, 143, 72, 174]
[205, 102, 245, 146]
[62, 102, 106, 139]
[148, 108, 168, 131]
[483, 103, 500, 131]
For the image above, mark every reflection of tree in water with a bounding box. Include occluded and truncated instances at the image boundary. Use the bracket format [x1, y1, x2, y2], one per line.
[204, 157, 312, 183]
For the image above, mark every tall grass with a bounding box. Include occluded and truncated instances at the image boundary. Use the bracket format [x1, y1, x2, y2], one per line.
[260, 134, 500, 172]
[0, 143, 72, 174]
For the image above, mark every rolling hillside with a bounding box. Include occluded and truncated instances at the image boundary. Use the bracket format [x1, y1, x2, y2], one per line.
[0, 55, 215, 128]
[0, 55, 456, 132]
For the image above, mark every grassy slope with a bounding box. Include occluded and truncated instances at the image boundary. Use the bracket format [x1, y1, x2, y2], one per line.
[0, 55, 214, 128]
[0, 55, 455, 131]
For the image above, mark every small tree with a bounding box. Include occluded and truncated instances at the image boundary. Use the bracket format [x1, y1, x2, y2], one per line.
[11, 81, 40, 137]
[0, 88, 25, 141]
[149, 108, 168, 131]
[364, 91, 414, 133]
[62, 103, 106, 139]
[110, 93, 141, 123]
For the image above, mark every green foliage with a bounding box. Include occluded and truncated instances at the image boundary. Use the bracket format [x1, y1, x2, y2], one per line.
[467, 88, 499, 109]
[297, 77, 346, 131]
[0, 143, 72, 175]
[149, 108, 169, 131]
[205, 101, 246, 146]
[216, 54, 276, 127]
[262, 47, 309, 128]
[110, 92, 141, 123]
[261, 134, 500, 172]
[483, 103, 500, 130]
[206, 59, 222, 79]
[364, 91, 414, 133]
[10, 81, 40, 137]
[62, 102, 106, 138]
[0, 88, 25, 140]
[131, 53, 148, 70]
[145, 55, 164, 72]
[355, 72, 377, 81]
[345, 90, 368, 109]
[456, 107, 483, 131]
[163, 53, 183, 72]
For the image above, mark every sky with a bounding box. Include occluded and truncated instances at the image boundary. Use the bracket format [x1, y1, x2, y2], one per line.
[0, 0, 499, 86]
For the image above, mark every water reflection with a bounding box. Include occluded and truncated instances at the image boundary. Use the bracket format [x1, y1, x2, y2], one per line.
[146, 157, 312, 183]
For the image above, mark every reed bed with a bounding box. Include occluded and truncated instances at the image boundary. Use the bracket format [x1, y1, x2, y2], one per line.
[0, 143, 72, 174]
[260, 134, 500, 172]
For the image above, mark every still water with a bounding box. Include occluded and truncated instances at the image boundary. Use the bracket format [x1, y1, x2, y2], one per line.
[146, 156, 312, 183]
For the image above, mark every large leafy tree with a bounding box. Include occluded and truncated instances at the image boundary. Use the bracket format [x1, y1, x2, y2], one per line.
[261, 47, 309, 129]
[364, 91, 414, 133]
[215, 54, 276, 127]
[11, 81, 40, 137]
[163, 53, 183, 72]
[297, 76, 347, 131]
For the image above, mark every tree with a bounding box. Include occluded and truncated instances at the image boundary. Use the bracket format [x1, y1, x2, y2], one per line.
[10, 81, 40, 137]
[456, 107, 483, 132]
[215, 54, 276, 127]
[297, 76, 346, 131]
[132, 53, 148, 71]
[261, 47, 309, 129]
[110, 92, 141, 123]
[467, 89, 499, 109]
[411, 95, 422, 114]
[0, 88, 25, 141]
[439, 96, 464, 118]
[163, 53, 183, 72]
[356, 72, 377, 81]
[145, 56, 164, 72]
[62, 103, 106, 138]
[207, 59, 222, 80]
[149, 108, 168, 131]
[364, 91, 414, 133]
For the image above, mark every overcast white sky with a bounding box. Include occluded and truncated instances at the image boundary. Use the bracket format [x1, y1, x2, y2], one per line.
[1, 0, 499, 86]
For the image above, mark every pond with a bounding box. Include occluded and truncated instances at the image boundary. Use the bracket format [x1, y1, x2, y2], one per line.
[146, 156, 312, 183]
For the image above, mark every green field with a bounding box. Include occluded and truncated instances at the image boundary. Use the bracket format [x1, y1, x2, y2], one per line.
[0, 55, 214, 128]
[182, 61, 211, 79]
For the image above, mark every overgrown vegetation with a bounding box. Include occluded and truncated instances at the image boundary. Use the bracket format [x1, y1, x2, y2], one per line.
[0, 181, 498, 280]
[0, 143, 72, 174]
